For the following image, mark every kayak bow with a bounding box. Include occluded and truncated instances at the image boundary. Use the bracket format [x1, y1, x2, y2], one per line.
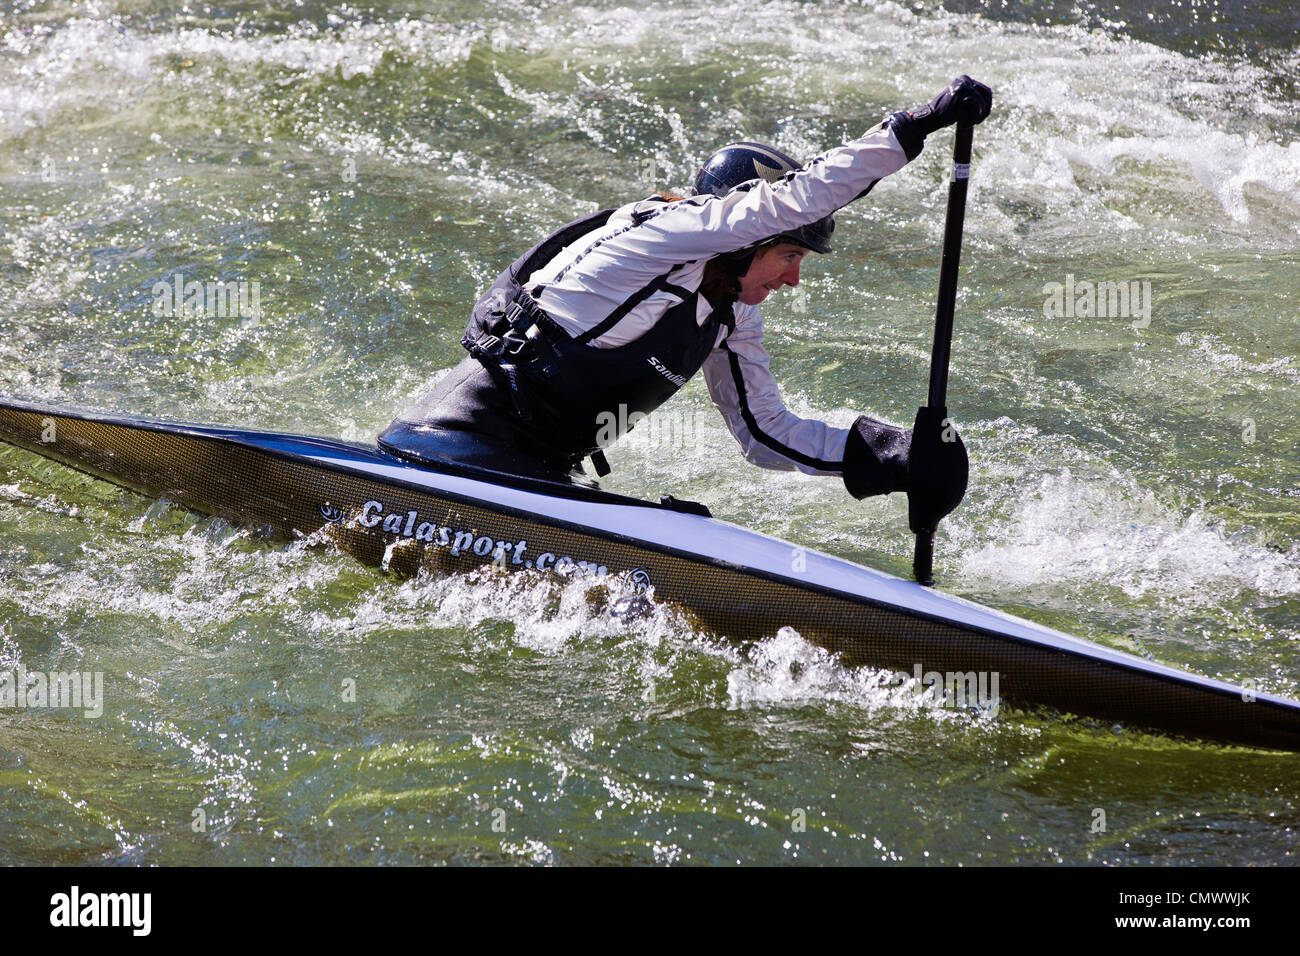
[2, 395, 1299, 752]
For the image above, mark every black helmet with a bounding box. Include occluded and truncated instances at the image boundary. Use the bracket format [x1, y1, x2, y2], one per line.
[692, 141, 834, 254]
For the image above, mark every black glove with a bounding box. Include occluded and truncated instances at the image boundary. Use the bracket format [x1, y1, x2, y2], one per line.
[911, 75, 992, 135]
[888, 75, 993, 160]
[842, 414, 910, 499]
[842, 410, 968, 529]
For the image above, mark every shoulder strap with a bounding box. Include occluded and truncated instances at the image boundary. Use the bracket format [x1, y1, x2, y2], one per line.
[540, 200, 671, 292]
[516, 208, 617, 290]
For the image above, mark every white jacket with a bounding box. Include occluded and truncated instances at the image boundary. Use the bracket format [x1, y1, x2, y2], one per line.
[526, 119, 913, 475]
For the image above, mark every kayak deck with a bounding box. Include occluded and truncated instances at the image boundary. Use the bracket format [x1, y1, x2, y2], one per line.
[2, 395, 1299, 752]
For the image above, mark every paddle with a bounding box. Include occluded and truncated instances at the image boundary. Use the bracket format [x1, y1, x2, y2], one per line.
[911, 122, 974, 586]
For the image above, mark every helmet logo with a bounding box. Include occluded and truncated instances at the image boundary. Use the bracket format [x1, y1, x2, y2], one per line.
[752, 159, 788, 183]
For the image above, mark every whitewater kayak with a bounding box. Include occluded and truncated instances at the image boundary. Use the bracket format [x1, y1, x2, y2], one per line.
[2, 394, 1298, 752]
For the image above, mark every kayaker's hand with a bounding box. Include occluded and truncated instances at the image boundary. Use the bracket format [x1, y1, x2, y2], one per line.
[905, 406, 969, 534]
[842, 414, 911, 499]
[909, 75, 993, 136]
[886, 75, 991, 160]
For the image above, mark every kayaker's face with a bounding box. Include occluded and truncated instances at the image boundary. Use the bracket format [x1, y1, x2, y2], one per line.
[737, 243, 807, 305]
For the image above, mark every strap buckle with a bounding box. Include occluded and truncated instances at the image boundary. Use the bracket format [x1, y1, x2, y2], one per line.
[470, 333, 504, 358]
[504, 300, 528, 328]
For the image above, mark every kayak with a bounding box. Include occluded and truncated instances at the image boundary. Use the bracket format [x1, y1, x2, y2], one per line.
[2, 394, 1299, 752]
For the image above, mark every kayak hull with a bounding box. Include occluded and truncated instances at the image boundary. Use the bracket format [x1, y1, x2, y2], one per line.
[2, 396, 1299, 752]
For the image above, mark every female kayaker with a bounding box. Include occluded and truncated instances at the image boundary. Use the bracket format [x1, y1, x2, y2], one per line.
[379, 76, 991, 526]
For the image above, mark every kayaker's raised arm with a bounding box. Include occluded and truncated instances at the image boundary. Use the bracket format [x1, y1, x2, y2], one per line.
[523, 119, 912, 341]
[625, 119, 914, 260]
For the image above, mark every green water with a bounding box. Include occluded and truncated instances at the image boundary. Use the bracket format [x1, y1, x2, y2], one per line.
[1, 0, 1298, 865]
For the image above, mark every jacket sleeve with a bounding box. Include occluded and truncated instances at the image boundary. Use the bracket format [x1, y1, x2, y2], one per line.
[534, 118, 914, 303]
[702, 304, 850, 476]
[620, 118, 912, 264]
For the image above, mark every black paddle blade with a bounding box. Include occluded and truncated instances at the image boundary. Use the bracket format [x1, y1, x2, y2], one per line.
[908, 404, 969, 586]
[907, 405, 969, 538]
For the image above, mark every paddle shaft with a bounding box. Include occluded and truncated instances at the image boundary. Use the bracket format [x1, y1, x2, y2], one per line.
[913, 124, 973, 585]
